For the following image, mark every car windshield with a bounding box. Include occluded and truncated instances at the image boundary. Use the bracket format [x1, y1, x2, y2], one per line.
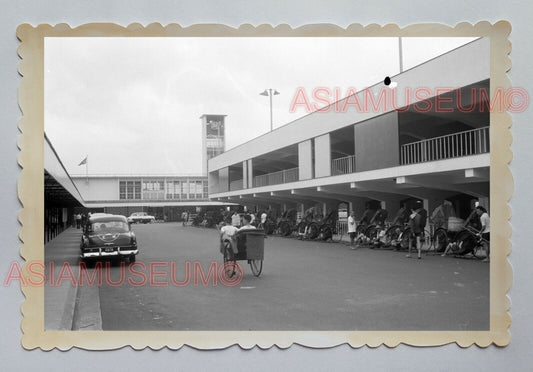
[90, 221, 129, 233]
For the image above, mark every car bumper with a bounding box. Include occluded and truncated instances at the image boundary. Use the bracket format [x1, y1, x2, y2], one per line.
[80, 247, 139, 259]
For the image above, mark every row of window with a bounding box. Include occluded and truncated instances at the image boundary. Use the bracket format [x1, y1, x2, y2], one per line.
[119, 180, 208, 200]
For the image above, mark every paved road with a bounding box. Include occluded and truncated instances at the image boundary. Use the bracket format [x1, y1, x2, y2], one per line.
[75, 223, 489, 331]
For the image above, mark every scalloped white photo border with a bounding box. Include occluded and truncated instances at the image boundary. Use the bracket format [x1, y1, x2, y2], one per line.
[17, 22, 512, 350]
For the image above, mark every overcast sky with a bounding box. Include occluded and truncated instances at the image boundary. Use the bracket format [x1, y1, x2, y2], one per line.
[44, 37, 477, 176]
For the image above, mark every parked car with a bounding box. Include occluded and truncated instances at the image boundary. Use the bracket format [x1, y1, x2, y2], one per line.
[127, 212, 155, 224]
[80, 214, 138, 264]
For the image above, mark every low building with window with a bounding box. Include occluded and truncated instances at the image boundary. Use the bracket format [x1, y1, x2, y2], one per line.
[72, 175, 226, 221]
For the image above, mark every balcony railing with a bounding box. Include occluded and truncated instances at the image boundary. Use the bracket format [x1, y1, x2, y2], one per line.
[400, 126, 489, 165]
[331, 154, 356, 176]
[229, 179, 243, 191]
[253, 167, 299, 187]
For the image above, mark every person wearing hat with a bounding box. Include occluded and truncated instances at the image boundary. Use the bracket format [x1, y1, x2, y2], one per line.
[407, 200, 427, 259]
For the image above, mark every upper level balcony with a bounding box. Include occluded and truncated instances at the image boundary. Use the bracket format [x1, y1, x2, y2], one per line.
[253, 167, 299, 187]
[331, 155, 356, 176]
[400, 126, 489, 165]
[229, 179, 243, 191]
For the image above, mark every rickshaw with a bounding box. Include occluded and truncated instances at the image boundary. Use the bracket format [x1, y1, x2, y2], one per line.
[221, 229, 265, 277]
[276, 209, 298, 237]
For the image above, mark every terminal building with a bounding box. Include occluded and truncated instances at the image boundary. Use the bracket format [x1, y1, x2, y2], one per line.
[44, 115, 230, 237]
[45, 38, 491, 240]
[69, 114, 230, 220]
[207, 38, 490, 223]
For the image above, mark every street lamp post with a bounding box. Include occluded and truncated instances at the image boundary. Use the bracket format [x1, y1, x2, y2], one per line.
[260, 88, 280, 131]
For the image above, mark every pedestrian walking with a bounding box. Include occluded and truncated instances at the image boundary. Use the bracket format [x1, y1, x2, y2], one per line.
[348, 210, 357, 248]
[407, 201, 427, 259]
[476, 206, 490, 262]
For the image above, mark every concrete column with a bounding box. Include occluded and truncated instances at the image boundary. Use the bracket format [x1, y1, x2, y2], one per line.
[423, 199, 429, 229]
[298, 140, 313, 180]
[242, 160, 248, 189]
[247, 159, 253, 189]
[314, 133, 331, 178]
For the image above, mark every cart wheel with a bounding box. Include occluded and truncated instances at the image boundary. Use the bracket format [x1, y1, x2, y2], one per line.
[399, 227, 411, 250]
[433, 228, 448, 252]
[320, 225, 333, 241]
[279, 221, 292, 236]
[455, 230, 477, 256]
[223, 241, 237, 278]
[365, 225, 378, 240]
[384, 225, 401, 247]
[249, 259, 263, 277]
[297, 221, 307, 238]
[471, 238, 487, 260]
[307, 222, 320, 240]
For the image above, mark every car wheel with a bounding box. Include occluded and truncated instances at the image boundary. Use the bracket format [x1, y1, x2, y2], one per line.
[130, 254, 136, 264]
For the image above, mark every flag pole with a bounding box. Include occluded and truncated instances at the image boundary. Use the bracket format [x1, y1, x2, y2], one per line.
[85, 155, 88, 184]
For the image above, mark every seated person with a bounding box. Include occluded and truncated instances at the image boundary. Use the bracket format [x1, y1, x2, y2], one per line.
[238, 214, 257, 232]
[430, 199, 456, 229]
[392, 203, 410, 225]
[370, 207, 388, 227]
[359, 204, 376, 227]
[220, 218, 239, 254]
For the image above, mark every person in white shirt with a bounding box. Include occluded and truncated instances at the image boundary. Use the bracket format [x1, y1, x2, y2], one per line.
[348, 211, 357, 248]
[220, 218, 239, 254]
[231, 211, 241, 227]
[475, 206, 490, 262]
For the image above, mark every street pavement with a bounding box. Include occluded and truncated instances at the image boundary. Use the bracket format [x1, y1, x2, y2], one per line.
[44, 227, 83, 330]
[45, 223, 489, 331]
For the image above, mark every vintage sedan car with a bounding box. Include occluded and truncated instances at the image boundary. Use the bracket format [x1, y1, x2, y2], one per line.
[80, 214, 138, 263]
[127, 212, 156, 224]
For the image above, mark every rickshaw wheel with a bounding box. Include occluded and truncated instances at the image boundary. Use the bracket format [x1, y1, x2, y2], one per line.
[249, 259, 263, 277]
[297, 221, 307, 236]
[384, 225, 402, 247]
[365, 225, 378, 240]
[433, 228, 448, 252]
[471, 241, 486, 260]
[320, 225, 333, 241]
[223, 241, 237, 278]
[399, 227, 411, 250]
[455, 230, 477, 255]
[307, 222, 320, 240]
[279, 221, 292, 236]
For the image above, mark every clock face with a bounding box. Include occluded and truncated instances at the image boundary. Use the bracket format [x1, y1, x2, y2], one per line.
[207, 120, 224, 136]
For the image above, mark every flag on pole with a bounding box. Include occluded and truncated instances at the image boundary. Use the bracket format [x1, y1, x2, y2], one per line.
[78, 156, 88, 166]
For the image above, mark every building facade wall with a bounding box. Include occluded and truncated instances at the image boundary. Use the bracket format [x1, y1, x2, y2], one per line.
[73, 178, 118, 201]
[218, 168, 229, 193]
[354, 111, 399, 172]
[208, 38, 490, 173]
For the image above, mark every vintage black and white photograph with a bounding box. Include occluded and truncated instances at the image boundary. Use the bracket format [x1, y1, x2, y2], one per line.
[17, 23, 512, 349]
